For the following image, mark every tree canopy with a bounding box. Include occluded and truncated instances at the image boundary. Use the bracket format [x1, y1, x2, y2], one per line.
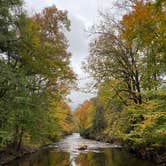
[75, 0, 166, 148]
[0, 1, 76, 151]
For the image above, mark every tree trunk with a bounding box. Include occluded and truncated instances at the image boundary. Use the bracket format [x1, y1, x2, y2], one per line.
[13, 124, 19, 150]
[135, 70, 142, 104]
[17, 127, 24, 151]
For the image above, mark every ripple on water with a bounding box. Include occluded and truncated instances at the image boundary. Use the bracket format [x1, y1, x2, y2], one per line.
[51, 133, 121, 159]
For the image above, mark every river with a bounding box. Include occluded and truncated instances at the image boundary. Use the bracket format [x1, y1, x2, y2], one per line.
[10, 133, 155, 166]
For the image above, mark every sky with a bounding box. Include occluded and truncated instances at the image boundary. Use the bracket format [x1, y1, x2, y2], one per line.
[24, 0, 114, 110]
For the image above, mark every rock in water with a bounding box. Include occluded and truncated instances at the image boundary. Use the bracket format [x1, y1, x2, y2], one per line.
[78, 145, 88, 150]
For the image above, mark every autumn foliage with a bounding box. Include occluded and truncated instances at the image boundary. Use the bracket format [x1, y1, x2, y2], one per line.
[76, 0, 166, 152]
[0, 2, 76, 151]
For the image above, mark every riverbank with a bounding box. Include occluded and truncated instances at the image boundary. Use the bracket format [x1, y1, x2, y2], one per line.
[81, 133, 166, 165]
[0, 146, 39, 165]
[0, 132, 72, 165]
[1, 133, 165, 165]
[6, 133, 155, 166]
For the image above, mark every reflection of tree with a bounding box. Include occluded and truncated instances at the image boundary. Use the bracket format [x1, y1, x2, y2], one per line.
[12, 148, 153, 166]
[74, 149, 153, 166]
[103, 148, 153, 166]
[75, 151, 106, 166]
[47, 151, 70, 166]
[75, 153, 90, 166]
[13, 150, 71, 166]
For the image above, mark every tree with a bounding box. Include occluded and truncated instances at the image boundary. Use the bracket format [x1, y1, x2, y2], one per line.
[121, 0, 166, 90]
[92, 98, 106, 134]
[74, 100, 93, 132]
[0, 2, 76, 151]
[0, 0, 23, 57]
[84, 0, 165, 105]
[85, 12, 142, 104]
[52, 100, 74, 137]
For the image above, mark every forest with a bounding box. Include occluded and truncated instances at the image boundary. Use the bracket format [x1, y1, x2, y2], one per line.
[0, 0, 75, 160]
[0, 0, 165, 165]
[74, 0, 166, 163]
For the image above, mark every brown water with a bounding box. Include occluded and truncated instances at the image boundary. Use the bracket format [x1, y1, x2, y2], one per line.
[10, 133, 155, 166]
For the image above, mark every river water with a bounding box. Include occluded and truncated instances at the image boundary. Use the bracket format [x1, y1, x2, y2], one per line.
[10, 133, 155, 166]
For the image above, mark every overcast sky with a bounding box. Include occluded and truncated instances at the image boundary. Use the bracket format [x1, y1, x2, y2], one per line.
[24, 0, 114, 110]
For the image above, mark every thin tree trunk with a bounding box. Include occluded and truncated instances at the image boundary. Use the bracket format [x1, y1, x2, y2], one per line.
[17, 126, 24, 151]
[135, 70, 142, 104]
[13, 124, 19, 150]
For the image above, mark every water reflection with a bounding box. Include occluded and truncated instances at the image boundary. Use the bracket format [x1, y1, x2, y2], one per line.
[75, 149, 154, 166]
[11, 133, 155, 166]
[11, 150, 71, 166]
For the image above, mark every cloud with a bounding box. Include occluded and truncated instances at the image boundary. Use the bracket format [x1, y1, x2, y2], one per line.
[66, 14, 89, 62]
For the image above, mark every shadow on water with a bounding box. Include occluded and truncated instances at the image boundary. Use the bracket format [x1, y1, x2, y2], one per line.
[10, 133, 155, 166]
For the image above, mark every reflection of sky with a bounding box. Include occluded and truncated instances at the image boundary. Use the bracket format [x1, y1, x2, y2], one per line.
[25, 0, 114, 110]
[54, 133, 119, 158]
[52, 133, 120, 165]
